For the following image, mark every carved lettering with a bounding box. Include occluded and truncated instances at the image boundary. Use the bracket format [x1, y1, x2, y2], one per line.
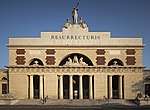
[49, 35, 101, 40]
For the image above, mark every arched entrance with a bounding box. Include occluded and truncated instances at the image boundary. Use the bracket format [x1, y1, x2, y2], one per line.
[28, 58, 44, 99]
[58, 53, 94, 99]
[108, 59, 124, 99]
[33, 75, 40, 99]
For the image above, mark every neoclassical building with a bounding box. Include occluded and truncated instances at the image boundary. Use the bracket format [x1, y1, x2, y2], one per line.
[7, 7, 145, 100]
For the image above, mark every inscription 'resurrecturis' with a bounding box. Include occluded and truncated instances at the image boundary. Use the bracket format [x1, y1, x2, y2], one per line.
[50, 35, 101, 40]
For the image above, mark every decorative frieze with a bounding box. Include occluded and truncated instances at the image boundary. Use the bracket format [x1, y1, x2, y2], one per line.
[8, 66, 143, 74]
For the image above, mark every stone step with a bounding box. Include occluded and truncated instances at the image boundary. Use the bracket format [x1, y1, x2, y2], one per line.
[108, 99, 137, 106]
[9, 99, 137, 106]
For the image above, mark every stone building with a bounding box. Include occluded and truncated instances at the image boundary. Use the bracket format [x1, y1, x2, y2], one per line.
[0, 69, 8, 96]
[143, 70, 150, 96]
[6, 7, 146, 100]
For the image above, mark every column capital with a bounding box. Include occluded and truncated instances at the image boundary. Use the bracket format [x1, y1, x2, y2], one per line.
[109, 75, 113, 77]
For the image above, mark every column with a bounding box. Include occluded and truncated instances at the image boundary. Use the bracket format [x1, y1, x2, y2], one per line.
[30, 75, 33, 99]
[109, 75, 113, 99]
[40, 75, 43, 99]
[119, 75, 123, 99]
[89, 75, 93, 99]
[69, 75, 73, 99]
[79, 75, 83, 99]
[59, 75, 63, 99]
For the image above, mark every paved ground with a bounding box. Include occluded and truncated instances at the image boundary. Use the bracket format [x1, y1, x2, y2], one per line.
[0, 105, 150, 110]
[0, 99, 150, 110]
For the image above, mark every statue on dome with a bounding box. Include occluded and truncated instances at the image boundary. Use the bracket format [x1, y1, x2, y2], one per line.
[72, 3, 79, 24]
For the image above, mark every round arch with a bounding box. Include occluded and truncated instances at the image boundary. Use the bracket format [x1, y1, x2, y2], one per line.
[2, 77, 7, 80]
[108, 58, 124, 66]
[59, 53, 94, 66]
[29, 58, 44, 66]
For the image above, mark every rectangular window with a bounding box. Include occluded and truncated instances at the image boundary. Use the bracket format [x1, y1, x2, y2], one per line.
[2, 84, 7, 94]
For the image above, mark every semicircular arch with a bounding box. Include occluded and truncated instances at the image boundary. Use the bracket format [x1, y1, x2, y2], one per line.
[29, 58, 44, 66]
[107, 58, 124, 66]
[59, 53, 94, 66]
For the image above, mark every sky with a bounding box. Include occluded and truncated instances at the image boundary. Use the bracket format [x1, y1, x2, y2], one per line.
[0, 0, 150, 69]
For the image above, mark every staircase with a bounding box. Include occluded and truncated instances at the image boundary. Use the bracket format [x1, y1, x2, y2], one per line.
[10, 99, 137, 106]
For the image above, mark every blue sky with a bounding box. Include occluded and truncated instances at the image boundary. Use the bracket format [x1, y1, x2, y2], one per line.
[0, 0, 150, 69]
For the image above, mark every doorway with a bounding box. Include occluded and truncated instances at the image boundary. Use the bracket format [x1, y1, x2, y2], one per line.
[33, 75, 40, 99]
[112, 75, 119, 99]
[145, 84, 150, 96]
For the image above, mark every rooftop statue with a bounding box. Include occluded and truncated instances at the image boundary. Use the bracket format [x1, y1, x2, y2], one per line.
[80, 17, 88, 28]
[63, 3, 88, 29]
[63, 18, 71, 28]
[72, 3, 79, 24]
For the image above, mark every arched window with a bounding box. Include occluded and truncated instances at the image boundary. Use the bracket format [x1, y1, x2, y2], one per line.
[145, 77, 150, 81]
[29, 58, 44, 66]
[59, 53, 93, 66]
[2, 77, 7, 80]
[108, 58, 124, 66]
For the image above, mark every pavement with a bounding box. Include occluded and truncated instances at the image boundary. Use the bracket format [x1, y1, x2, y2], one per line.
[0, 105, 150, 110]
[0, 99, 150, 110]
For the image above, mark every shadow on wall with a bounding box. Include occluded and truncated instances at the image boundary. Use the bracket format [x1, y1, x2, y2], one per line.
[131, 80, 144, 97]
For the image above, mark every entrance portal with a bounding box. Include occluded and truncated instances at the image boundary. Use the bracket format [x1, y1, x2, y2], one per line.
[112, 75, 119, 99]
[33, 75, 40, 99]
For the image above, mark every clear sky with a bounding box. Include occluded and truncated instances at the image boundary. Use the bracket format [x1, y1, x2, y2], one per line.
[0, 0, 150, 69]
